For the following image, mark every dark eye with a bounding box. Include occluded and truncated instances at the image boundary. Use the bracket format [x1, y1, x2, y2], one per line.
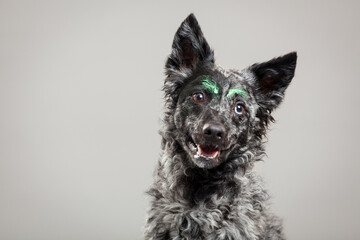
[192, 92, 205, 103]
[235, 103, 245, 115]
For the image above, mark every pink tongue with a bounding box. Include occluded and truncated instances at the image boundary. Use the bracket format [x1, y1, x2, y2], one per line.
[200, 145, 219, 157]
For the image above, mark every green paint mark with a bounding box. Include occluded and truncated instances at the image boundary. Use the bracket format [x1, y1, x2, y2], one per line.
[226, 88, 248, 98]
[201, 75, 219, 95]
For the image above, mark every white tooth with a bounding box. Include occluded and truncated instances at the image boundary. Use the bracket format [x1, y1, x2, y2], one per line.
[194, 145, 201, 159]
[197, 145, 202, 154]
[194, 149, 200, 159]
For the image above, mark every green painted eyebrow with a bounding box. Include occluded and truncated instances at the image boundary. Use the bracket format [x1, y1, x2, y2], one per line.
[226, 88, 249, 98]
[201, 75, 219, 95]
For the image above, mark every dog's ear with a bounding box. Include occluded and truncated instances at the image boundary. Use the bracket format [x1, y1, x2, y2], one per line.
[164, 14, 214, 107]
[165, 13, 214, 75]
[248, 52, 297, 111]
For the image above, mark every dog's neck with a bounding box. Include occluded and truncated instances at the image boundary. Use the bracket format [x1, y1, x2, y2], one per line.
[155, 140, 252, 205]
[178, 166, 245, 205]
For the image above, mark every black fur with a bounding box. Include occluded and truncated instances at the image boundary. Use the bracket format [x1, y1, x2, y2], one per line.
[144, 13, 297, 240]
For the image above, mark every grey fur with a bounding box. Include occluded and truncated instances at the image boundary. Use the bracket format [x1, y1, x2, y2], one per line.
[144, 14, 297, 240]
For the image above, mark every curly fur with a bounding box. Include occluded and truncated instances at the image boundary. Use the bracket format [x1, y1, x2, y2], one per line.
[144, 14, 297, 240]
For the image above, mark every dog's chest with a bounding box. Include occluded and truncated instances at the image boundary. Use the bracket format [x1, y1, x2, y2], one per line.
[164, 196, 265, 240]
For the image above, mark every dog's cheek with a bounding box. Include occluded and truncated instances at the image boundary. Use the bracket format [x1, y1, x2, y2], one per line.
[231, 117, 251, 146]
[174, 107, 184, 130]
[185, 115, 200, 137]
[238, 127, 250, 146]
[174, 103, 191, 131]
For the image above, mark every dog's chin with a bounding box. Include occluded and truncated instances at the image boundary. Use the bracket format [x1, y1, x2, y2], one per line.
[185, 135, 232, 169]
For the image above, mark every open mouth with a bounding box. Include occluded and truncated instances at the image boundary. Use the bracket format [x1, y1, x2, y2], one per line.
[187, 135, 221, 161]
[195, 145, 220, 160]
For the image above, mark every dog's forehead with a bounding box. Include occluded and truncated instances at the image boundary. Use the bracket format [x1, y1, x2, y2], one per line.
[195, 67, 250, 98]
[182, 66, 252, 97]
[216, 66, 249, 87]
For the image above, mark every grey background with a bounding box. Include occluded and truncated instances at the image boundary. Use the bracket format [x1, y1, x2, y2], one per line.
[1, 1, 359, 239]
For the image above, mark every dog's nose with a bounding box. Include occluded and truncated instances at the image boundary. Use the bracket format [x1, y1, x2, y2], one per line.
[203, 123, 226, 140]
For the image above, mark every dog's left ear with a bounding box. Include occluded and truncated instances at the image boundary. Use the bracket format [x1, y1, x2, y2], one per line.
[248, 52, 297, 111]
[165, 13, 214, 76]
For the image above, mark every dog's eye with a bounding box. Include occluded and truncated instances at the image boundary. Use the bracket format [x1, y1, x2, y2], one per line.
[192, 93, 205, 103]
[235, 103, 245, 115]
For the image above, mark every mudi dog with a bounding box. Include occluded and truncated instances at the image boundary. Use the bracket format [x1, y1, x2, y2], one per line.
[144, 13, 297, 240]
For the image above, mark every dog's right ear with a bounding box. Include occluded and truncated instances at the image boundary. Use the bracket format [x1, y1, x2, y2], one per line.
[164, 14, 214, 107]
[165, 13, 214, 76]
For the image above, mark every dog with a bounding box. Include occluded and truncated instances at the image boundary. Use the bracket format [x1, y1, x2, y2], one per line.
[144, 13, 297, 240]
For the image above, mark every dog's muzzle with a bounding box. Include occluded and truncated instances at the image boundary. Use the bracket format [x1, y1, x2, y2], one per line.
[185, 121, 231, 168]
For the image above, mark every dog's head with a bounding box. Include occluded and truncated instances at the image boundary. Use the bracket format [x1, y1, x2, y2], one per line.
[163, 14, 297, 169]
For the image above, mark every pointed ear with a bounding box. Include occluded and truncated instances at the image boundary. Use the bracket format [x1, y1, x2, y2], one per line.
[249, 52, 297, 111]
[165, 13, 214, 75]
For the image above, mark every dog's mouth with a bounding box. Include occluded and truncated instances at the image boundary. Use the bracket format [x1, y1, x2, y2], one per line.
[195, 145, 220, 160]
[186, 135, 226, 168]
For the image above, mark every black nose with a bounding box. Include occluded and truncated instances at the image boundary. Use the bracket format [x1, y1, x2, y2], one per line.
[203, 123, 226, 140]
